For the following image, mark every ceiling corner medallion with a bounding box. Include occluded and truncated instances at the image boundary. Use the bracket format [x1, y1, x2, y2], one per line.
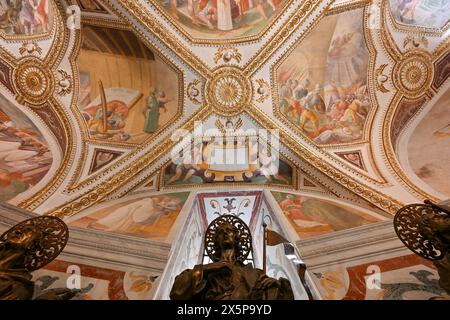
[393, 51, 432, 98]
[13, 57, 55, 106]
[206, 67, 252, 116]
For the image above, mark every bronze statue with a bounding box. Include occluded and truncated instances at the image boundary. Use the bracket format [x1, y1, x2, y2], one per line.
[170, 215, 294, 300]
[0, 216, 76, 300]
[394, 200, 450, 295]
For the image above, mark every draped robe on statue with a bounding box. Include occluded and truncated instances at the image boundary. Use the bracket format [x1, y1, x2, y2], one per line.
[170, 261, 294, 300]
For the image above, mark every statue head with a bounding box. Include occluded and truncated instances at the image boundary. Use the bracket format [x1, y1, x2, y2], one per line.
[205, 215, 252, 264]
[7, 225, 43, 251]
[212, 222, 240, 260]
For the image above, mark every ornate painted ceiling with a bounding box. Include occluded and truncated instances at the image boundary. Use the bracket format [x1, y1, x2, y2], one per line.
[0, 0, 448, 222]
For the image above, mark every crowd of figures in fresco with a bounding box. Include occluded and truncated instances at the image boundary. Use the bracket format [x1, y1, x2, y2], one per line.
[278, 78, 370, 144]
[0, 0, 50, 35]
[0, 95, 52, 202]
[160, 0, 287, 38]
[277, 9, 370, 145]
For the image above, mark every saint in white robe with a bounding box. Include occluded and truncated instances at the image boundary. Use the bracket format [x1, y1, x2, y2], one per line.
[217, 0, 233, 31]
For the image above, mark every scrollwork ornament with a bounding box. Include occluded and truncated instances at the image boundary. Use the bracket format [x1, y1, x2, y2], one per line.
[56, 70, 72, 96]
[187, 79, 201, 104]
[394, 203, 447, 260]
[403, 35, 428, 49]
[255, 79, 270, 102]
[19, 42, 42, 56]
[214, 48, 242, 64]
[375, 64, 389, 93]
[204, 215, 252, 263]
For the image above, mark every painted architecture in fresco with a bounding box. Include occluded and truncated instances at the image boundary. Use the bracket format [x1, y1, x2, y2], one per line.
[277, 8, 370, 145]
[78, 25, 179, 144]
[164, 139, 293, 186]
[407, 91, 450, 197]
[159, 0, 288, 39]
[0, 0, 51, 36]
[0, 94, 52, 202]
[390, 0, 450, 29]
[69, 192, 189, 240]
[271, 191, 381, 239]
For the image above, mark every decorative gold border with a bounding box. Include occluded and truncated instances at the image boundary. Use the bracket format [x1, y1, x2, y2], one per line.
[80, 16, 129, 29]
[326, 0, 370, 16]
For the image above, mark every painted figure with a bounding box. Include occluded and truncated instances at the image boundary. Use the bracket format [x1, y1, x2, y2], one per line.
[144, 88, 167, 133]
[217, 0, 233, 31]
[258, 148, 289, 184]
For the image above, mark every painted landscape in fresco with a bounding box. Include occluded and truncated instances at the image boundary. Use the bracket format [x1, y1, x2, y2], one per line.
[0, 0, 51, 36]
[390, 0, 450, 29]
[78, 25, 179, 144]
[277, 8, 370, 145]
[164, 140, 293, 186]
[159, 0, 288, 40]
[407, 91, 450, 197]
[0, 94, 52, 202]
[69, 192, 189, 240]
[271, 191, 380, 239]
